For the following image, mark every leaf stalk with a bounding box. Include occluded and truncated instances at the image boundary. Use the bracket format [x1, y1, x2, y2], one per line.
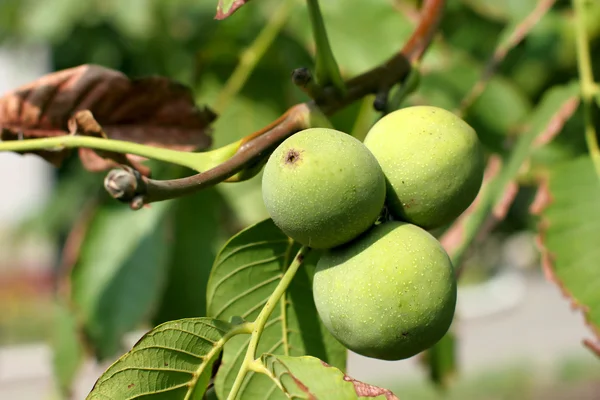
[226, 245, 311, 400]
[306, 0, 346, 94]
[0, 135, 240, 173]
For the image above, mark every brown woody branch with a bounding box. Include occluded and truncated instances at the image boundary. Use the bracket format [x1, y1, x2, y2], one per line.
[106, 0, 447, 209]
[105, 104, 311, 208]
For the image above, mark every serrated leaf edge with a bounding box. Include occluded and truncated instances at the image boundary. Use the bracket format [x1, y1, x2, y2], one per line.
[258, 354, 400, 400]
[532, 169, 600, 355]
[87, 318, 248, 399]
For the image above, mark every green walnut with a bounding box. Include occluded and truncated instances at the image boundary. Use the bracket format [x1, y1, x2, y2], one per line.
[262, 127, 386, 249]
[313, 221, 456, 361]
[364, 105, 484, 229]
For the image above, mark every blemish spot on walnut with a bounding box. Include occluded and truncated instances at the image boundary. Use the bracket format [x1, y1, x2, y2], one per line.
[403, 198, 417, 209]
[284, 148, 302, 165]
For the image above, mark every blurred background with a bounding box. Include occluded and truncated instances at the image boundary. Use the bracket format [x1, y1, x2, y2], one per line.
[0, 0, 599, 399]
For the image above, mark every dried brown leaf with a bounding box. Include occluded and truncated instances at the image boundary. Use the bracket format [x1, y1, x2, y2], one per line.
[0, 64, 216, 171]
[315, 360, 399, 399]
[70, 110, 151, 176]
[344, 375, 400, 399]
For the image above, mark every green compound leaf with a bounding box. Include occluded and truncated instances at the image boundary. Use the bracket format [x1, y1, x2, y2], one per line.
[260, 354, 399, 399]
[206, 219, 347, 400]
[536, 156, 600, 355]
[216, 0, 250, 20]
[87, 318, 247, 399]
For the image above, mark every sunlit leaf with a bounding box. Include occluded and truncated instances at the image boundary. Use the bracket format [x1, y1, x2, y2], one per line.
[261, 354, 399, 399]
[206, 219, 346, 400]
[88, 318, 245, 399]
[535, 156, 600, 355]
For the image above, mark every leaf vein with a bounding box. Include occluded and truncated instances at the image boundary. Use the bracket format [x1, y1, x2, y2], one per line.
[125, 381, 191, 399]
[241, 297, 269, 319]
[131, 344, 206, 360]
[214, 274, 283, 318]
[146, 327, 218, 344]
[211, 253, 287, 292]
[216, 240, 290, 265]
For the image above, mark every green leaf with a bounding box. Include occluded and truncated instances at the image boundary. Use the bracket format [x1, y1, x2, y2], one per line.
[260, 354, 399, 399]
[87, 318, 247, 399]
[206, 219, 347, 400]
[71, 201, 172, 360]
[537, 156, 600, 353]
[153, 188, 227, 324]
[421, 330, 457, 389]
[52, 301, 86, 397]
[216, 0, 250, 20]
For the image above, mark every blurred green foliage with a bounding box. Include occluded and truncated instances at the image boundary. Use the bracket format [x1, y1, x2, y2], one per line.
[391, 353, 600, 400]
[1, 0, 600, 397]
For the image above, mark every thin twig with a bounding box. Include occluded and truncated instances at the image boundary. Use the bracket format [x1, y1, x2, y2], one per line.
[107, 0, 447, 209]
[0, 134, 204, 171]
